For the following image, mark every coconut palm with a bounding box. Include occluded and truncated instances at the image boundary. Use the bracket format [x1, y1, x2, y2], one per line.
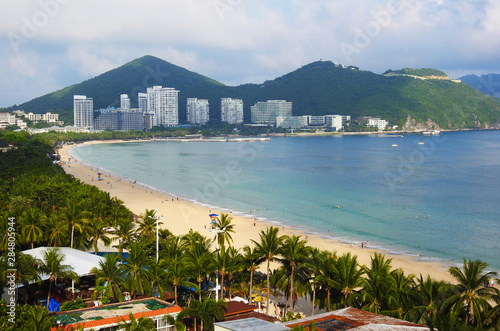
[278, 235, 311, 312]
[314, 251, 338, 311]
[252, 226, 283, 314]
[112, 218, 137, 261]
[214, 213, 235, 246]
[137, 209, 162, 239]
[38, 248, 78, 309]
[91, 253, 125, 302]
[149, 259, 170, 299]
[118, 312, 155, 331]
[121, 241, 154, 300]
[185, 247, 213, 301]
[242, 245, 265, 304]
[445, 258, 499, 327]
[178, 298, 226, 331]
[213, 244, 231, 300]
[166, 255, 197, 304]
[336, 252, 364, 309]
[408, 274, 449, 325]
[86, 217, 112, 254]
[224, 246, 244, 299]
[46, 211, 70, 247]
[19, 208, 46, 249]
[23, 305, 55, 331]
[384, 269, 416, 320]
[64, 197, 88, 249]
[360, 253, 395, 313]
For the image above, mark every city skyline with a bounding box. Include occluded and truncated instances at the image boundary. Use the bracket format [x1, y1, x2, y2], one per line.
[1, 1, 499, 108]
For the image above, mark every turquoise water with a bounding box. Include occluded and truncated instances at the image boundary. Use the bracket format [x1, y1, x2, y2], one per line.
[71, 131, 500, 270]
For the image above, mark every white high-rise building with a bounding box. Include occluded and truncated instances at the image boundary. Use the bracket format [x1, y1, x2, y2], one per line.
[251, 100, 292, 125]
[73, 95, 94, 128]
[187, 98, 209, 125]
[120, 94, 131, 109]
[221, 98, 243, 124]
[138, 93, 148, 112]
[146, 86, 179, 126]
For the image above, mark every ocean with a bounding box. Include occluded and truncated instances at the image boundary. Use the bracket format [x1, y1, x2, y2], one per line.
[70, 130, 500, 271]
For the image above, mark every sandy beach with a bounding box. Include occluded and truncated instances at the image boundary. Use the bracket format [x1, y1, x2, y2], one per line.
[58, 140, 455, 284]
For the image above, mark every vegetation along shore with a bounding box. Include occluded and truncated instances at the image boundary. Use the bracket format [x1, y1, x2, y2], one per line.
[0, 130, 499, 330]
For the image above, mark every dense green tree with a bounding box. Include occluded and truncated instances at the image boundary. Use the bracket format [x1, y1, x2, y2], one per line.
[19, 208, 46, 249]
[242, 245, 265, 304]
[86, 217, 112, 254]
[91, 253, 125, 302]
[252, 226, 283, 314]
[121, 241, 154, 300]
[360, 253, 395, 313]
[214, 213, 235, 247]
[37, 248, 78, 309]
[118, 312, 155, 331]
[445, 258, 499, 327]
[278, 235, 311, 312]
[112, 218, 137, 261]
[336, 252, 364, 309]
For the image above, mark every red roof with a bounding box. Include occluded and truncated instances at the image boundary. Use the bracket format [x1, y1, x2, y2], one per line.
[52, 305, 181, 331]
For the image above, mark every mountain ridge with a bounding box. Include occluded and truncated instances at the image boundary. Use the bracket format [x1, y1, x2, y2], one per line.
[13, 55, 500, 129]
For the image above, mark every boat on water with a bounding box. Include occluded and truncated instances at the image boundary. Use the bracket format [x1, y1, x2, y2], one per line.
[418, 142, 424, 145]
[422, 130, 440, 135]
[392, 144, 398, 147]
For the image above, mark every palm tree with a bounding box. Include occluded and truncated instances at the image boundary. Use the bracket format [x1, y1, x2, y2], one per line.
[185, 247, 213, 301]
[138, 209, 162, 239]
[121, 241, 154, 300]
[385, 269, 415, 320]
[178, 298, 226, 331]
[278, 235, 311, 312]
[13, 252, 42, 303]
[91, 253, 125, 302]
[166, 255, 197, 304]
[38, 248, 78, 309]
[23, 305, 55, 331]
[118, 312, 155, 330]
[242, 245, 265, 304]
[46, 211, 69, 247]
[252, 226, 283, 314]
[86, 217, 112, 254]
[197, 298, 227, 331]
[64, 197, 88, 249]
[224, 246, 244, 299]
[314, 251, 338, 311]
[19, 208, 46, 249]
[408, 274, 449, 325]
[360, 253, 394, 313]
[213, 244, 231, 300]
[214, 213, 235, 246]
[336, 252, 364, 309]
[149, 259, 170, 299]
[112, 218, 136, 261]
[445, 258, 499, 327]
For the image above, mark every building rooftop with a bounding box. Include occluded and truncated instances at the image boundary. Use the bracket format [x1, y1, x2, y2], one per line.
[214, 317, 288, 331]
[52, 297, 181, 330]
[283, 307, 428, 330]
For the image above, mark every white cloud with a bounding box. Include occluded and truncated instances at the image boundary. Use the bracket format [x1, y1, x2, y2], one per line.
[0, 0, 499, 107]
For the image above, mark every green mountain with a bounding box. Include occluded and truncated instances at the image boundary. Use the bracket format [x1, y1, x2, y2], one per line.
[460, 73, 500, 98]
[15, 55, 500, 129]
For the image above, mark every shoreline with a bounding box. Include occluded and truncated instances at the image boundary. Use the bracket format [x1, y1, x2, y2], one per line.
[59, 140, 456, 284]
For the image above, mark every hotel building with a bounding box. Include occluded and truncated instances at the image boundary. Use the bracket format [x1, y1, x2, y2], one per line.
[146, 86, 179, 127]
[221, 98, 243, 124]
[73, 95, 94, 129]
[187, 98, 210, 125]
[251, 100, 292, 125]
[120, 94, 131, 109]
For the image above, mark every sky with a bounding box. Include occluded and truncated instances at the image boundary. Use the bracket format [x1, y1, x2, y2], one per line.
[1, 0, 499, 108]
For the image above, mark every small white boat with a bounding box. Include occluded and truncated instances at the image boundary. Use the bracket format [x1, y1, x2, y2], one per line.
[422, 130, 440, 135]
[392, 144, 398, 147]
[418, 142, 424, 145]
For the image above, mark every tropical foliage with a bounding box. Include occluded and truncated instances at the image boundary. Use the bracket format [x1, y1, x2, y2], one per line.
[0, 133, 499, 331]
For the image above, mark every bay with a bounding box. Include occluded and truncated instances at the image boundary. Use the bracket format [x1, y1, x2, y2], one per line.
[71, 131, 500, 270]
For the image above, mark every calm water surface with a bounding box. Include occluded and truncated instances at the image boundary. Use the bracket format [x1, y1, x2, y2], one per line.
[71, 131, 500, 270]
